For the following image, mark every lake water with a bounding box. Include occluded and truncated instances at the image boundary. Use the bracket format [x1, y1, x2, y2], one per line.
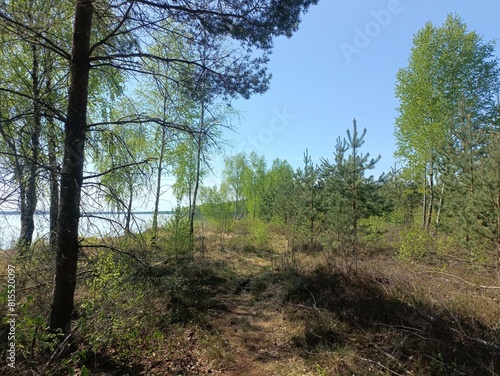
[0, 212, 171, 250]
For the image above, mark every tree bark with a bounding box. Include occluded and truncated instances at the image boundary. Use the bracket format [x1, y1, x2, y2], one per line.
[49, 0, 93, 336]
[426, 162, 434, 230]
[18, 43, 42, 253]
[422, 166, 427, 229]
[435, 184, 444, 228]
[152, 128, 167, 240]
[190, 104, 204, 237]
[125, 181, 133, 233]
[47, 115, 59, 251]
[152, 93, 169, 244]
[46, 65, 59, 251]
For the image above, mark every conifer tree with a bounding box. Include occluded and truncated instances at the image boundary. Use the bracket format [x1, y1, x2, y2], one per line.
[321, 119, 380, 270]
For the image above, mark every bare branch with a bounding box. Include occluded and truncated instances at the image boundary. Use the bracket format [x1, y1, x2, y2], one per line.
[89, 0, 136, 56]
[83, 158, 155, 180]
[0, 11, 71, 60]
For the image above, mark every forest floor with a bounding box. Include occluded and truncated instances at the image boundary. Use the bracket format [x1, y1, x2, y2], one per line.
[1, 232, 499, 375]
[130, 239, 499, 376]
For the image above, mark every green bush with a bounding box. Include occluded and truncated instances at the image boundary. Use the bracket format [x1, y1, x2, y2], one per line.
[397, 226, 434, 261]
[79, 249, 146, 358]
[162, 207, 193, 258]
[248, 219, 270, 250]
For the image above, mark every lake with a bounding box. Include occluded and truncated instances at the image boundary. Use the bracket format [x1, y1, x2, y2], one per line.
[0, 212, 172, 250]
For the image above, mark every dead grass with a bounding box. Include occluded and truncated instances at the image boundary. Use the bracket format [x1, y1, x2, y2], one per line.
[1, 225, 499, 375]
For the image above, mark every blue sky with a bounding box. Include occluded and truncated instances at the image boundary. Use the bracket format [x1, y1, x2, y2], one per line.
[204, 0, 500, 186]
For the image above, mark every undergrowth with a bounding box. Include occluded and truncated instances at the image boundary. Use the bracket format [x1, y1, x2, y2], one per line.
[0, 220, 498, 375]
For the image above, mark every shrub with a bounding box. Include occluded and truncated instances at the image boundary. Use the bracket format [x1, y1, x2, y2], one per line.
[397, 226, 434, 261]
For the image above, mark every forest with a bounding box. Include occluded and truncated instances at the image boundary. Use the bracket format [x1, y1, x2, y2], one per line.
[0, 1, 499, 375]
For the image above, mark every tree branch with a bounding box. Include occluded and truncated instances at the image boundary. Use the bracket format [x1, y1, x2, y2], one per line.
[0, 11, 71, 60]
[83, 158, 155, 180]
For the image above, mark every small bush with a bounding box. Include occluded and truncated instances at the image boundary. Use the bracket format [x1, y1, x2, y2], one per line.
[397, 226, 434, 261]
[162, 207, 193, 258]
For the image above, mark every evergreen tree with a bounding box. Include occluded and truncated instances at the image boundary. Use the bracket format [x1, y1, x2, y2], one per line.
[294, 150, 321, 246]
[320, 119, 380, 270]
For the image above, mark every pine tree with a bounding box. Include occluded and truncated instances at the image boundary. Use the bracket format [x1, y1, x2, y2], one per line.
[320, 119, 380, 271]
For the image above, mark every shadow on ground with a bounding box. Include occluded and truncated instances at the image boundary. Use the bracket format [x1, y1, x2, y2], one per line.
[285, 266, 500, 375]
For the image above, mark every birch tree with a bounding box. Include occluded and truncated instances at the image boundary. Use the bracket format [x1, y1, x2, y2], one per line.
[1, 0, 319, 336]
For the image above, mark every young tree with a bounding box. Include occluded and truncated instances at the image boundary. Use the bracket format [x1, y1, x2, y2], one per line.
[93, 119, 151, 233]
[294, 150, 320, 245]
[243, 151, 267, 220]
[260, 158, 296, 225]
[222, 153, 249, 219]
[321, 119, 380, 270]
[395, 14, 500, 230]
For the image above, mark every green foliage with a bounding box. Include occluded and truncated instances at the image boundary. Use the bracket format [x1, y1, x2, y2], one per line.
[80, 249, 146, 358]
[243, 152, 267, 219]
[395, 14, 499, 170]
[247, 219, 271, 250]
[395, 13, 500, 234]
[397, 227, 435, 261]
[162, 206, 194, 258]
[319, 119, 380, 265]
[199, 185, 234, 231]
[260, 158, 297, 225]
[222, 153, 250, 219]
[0, 292, 59, 358]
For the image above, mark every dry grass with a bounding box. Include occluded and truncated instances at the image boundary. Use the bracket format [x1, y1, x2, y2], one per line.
[0, 223, 499, 375]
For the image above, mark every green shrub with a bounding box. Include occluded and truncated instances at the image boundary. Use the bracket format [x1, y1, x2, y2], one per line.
[162, 207, 193, 258]
[79, 249, 146, 357]
[248, 219, 270, 250]
[397, 226, 434, 261]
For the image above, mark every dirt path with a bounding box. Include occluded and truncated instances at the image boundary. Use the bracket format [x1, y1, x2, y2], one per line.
[212, 287, 297, 375]
[203, 250, 310, 376]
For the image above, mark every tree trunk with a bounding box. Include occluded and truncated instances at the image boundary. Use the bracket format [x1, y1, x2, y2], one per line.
[435, 183, 444, 228]
[46, 65, 59, 251]
[47, 114, 59, 251]
[426, 164, 434, 230]
[0, 124, 26, 247]
[49, 0, 93, 336]
[152, 130, 166, 240]
[190, 105, 204, 237]
[152, 95, 169, 243]
[422, 166, 427, 228]
[125, 183, 133, 234]
[18, 44, 42, 253]
[310, 186, 314, 245]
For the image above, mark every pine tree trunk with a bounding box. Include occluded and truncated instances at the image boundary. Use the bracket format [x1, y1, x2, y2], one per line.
[49, 0, 93, 336]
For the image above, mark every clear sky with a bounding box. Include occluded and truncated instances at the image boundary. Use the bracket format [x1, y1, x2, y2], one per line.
[202, 0, 500, 188]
